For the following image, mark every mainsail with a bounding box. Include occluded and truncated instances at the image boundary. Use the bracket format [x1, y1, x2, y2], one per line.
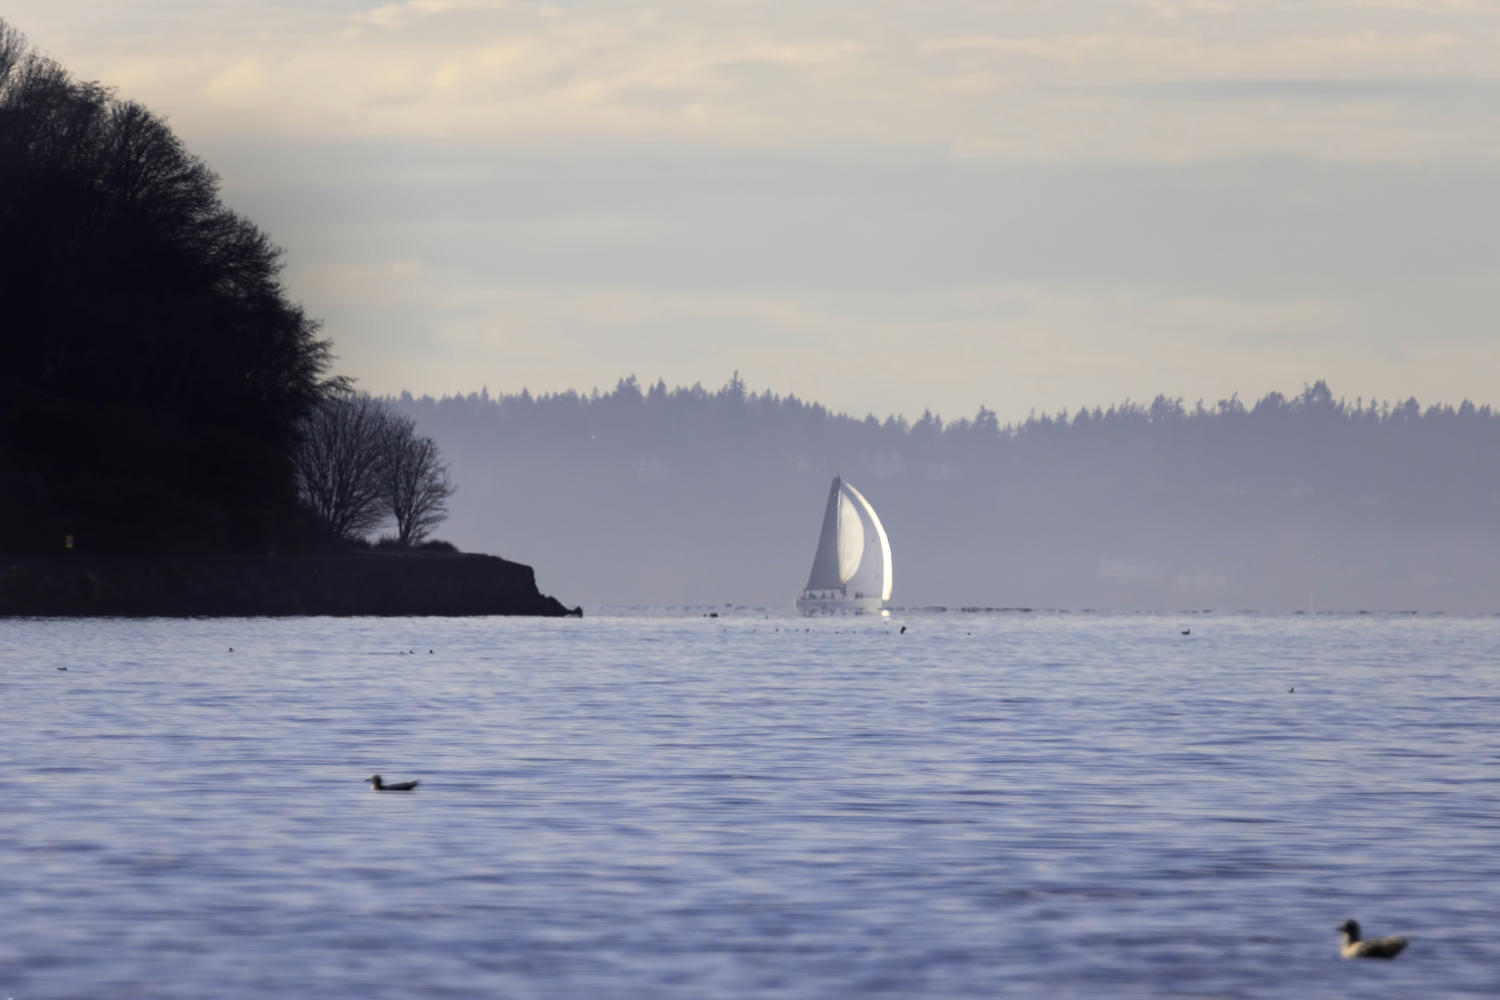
[798, 477, 892, 611]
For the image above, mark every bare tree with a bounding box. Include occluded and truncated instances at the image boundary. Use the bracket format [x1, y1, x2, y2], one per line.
[378, 413, 455, 545]
[293, 393, 391, 540]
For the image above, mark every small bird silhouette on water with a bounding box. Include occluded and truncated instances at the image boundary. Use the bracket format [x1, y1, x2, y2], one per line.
[1337, 919, 1408, 959]
[228, 647, 233, 652]
[366, 775, 419, 792]
[900, 626, 907, 634]
[57, 666, 67, 671]
[1289, 687, 1295, 693]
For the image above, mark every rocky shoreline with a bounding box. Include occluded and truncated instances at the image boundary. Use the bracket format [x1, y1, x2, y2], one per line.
[0, 551, 581, 618]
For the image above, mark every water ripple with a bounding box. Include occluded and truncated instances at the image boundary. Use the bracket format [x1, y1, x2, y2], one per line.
[2, 612, 1498, 997]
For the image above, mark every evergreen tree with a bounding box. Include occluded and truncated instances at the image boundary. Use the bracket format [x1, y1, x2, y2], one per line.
[0, 20, 342, 553]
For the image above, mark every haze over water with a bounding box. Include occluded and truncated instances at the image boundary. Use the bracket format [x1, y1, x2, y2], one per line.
[5, 611, 1498, 998]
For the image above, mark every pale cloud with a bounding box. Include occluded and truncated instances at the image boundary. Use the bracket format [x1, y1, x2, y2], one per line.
[203, 59, 272, 105]
[916, 31, 1464, 80]
[10, 0, 1500, 161]
[353, 0, 509, 30]
[1342, 0, 1500, 10]
[298, 260, 434, 308]
[1137, 0, 1239, 20]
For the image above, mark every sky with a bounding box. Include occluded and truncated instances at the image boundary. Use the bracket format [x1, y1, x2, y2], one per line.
[10, 0, 1500, 423]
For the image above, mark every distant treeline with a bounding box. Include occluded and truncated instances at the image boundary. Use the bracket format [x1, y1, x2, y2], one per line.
[0, 20, 343, 554]
[395, 376, 1500, 609]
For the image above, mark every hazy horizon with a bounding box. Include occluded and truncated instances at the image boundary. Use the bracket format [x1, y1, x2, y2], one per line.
[392, 376, 1500, 613]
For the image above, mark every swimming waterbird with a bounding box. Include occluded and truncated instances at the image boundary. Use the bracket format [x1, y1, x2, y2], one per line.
[365, 775, 420, 792]
[1337, 919, 1408, 959]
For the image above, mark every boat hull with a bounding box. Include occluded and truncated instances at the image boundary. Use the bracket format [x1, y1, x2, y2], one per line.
[795, 593, 885, 615]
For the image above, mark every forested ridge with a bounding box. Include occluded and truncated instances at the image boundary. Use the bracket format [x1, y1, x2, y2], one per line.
[399, 375, 1499, 520]
[0, 20, 339, 553]
[396, 376, 1500, 609]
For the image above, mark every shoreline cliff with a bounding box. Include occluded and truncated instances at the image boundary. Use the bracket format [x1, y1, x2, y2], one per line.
[0, 552, 581, 618]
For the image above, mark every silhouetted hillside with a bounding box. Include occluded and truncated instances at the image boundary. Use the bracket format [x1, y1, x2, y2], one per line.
[394, 377, 1500, 611]
[0, 21, 338, 553]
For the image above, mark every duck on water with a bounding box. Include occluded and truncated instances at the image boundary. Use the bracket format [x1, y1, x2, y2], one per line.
[365, 775, 419, 791]
[1337, 919, 1408, 959]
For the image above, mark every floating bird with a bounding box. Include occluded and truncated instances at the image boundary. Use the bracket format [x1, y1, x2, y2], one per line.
[1337, 919, 1408, 959]
[900, 626, 907, 634]
[1182, 629, 1191, 635]
[1289, 687, 1295, 693]
[57, 666, 67, 671]
[228, 647, 233, 652]
[366, 775, 420, 792]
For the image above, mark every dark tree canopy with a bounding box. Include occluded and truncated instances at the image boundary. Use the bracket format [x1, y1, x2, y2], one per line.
[0, 20, 337, 440]
[0, 20, 342, 553]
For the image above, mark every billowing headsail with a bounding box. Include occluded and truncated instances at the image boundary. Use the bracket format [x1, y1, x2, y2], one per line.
[797, 476, 892, 613]
[842, 481, 893, 602]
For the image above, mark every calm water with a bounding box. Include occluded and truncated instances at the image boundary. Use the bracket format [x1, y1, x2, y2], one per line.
[3, 611, 1498, 998]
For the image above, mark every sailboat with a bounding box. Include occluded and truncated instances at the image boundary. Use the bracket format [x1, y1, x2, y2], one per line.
[796, 477, 892, 614]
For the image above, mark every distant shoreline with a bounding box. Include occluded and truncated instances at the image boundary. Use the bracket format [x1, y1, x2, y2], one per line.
[0, 552, 581, 618]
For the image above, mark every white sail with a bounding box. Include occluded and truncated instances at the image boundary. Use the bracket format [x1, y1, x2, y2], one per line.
[797, 476, 892, 613]
[837, 492, 864, 582]
[842, 481, 893, 601]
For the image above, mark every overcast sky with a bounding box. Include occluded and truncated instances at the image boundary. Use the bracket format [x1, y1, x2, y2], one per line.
[12, 0, 1500, 421]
